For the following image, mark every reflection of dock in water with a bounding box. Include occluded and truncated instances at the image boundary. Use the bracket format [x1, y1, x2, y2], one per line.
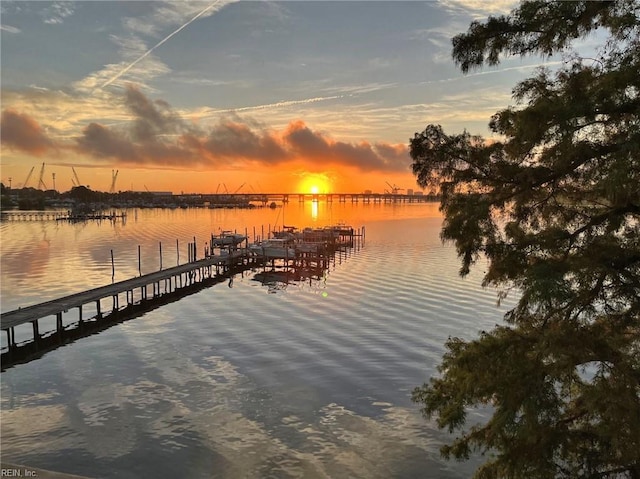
[252, 264, 328, 294]
[1, 224, 363, 369]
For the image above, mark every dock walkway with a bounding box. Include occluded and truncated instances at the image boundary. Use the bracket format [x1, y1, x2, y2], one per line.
[1, 224, 362, 368]
[1, 251, 243, 330]
[1, 250, 248, 368]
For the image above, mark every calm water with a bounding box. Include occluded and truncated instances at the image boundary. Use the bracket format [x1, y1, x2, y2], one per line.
[1, 202, 511, 478]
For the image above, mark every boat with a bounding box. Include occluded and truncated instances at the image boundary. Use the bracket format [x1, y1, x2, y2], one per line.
[211, 231, 247, 247]
[327, 223, 354, 236]
[272, 225, 301, 242]
[302, 227, 338, 242]
[249, 238, 296, 259]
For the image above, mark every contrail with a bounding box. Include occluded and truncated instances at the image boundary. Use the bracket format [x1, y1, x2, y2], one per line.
[210, 95, 346, 114]
[101, 0, 227, 89]
[419, 61, 563, 85]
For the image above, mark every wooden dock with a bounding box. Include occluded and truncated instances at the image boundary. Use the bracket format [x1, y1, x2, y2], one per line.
[1, 210, 127, 222]
[1, 252, 244, 330]
[0, 250, 248, 368]
[0, 225, 363, 369]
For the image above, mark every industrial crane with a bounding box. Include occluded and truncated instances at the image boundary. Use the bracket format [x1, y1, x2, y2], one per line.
[233, 183, 245, 194]
[72, 167, 82, 188]
[109, 170, 119, 193]
[385, 181, 404, 195]
[23, 166, 35, 188]
[38, 163, 47, 190]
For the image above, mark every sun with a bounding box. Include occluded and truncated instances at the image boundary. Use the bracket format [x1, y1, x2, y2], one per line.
[298, 173, 330, 194]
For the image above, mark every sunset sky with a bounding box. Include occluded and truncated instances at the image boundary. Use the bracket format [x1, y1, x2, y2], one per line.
[1, 1, 578, 194]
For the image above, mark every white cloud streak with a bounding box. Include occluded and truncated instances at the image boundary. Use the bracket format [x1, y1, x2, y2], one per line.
[101, 1, 228, 89]
[1, 24, 21, 33]
[202, 95, 346, 115]
[419, 61, 564, 85]
[439, 0, 517, 17]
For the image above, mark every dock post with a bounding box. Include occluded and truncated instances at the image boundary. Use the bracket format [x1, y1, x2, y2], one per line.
[159, 241, 163, 270]
[111, 249, 115, 282]
[32, 320, 40, 350]
[96, 300, 102, 318]
[78, 305, 83, 329]
[138, 245, 142, 276]
[177, 239, 180, 266]
[6, 329, 14, 361]
[57, 312, 63, 338]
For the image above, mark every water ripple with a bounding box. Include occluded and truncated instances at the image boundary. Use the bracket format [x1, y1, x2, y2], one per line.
[2, 206, 503, 478]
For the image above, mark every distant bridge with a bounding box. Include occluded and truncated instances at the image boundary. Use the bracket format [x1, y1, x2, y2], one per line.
[197, 192, 437, 204]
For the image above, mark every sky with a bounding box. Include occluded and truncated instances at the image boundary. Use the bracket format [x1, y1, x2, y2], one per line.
[1, 0, 563, 194]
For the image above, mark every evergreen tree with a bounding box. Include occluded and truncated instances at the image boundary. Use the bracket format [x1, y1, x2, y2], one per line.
[410, 2, 639, 477]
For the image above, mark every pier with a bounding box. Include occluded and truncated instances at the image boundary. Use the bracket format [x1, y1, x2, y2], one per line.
[0, 225, 363, 369]
[1, 210, 127, 222]
[0, 251, 248, 368]
[0, 193, 436, 221]
[203, 192, 435, 205]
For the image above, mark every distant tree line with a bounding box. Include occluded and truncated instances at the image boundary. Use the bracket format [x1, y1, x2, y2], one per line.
[0, 184, 172, 210]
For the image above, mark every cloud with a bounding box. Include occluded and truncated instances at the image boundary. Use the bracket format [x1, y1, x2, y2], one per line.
[0, 109, 56, 156]
[0, 24, 21, 33]
[125, 86, 186, 142]
[65, 1, 236, 98]
[282, 121, 409, 172]
[2, 86, 410, 173]
[75, 84, 200, 166]
[101, 1, 234, 89]
[76, 123, 139, 162]
[440, 0, 517, 17]
[209, 95, 345, 114]
[41, 2, 75, 25]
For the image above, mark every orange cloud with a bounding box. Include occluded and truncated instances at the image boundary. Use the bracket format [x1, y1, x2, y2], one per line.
[283, 120, 409, 171]
[2, 84, 411, 173]
[0, 109, 56, 156]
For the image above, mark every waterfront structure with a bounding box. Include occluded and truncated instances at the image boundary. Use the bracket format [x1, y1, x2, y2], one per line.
[0, 224, 362, 368]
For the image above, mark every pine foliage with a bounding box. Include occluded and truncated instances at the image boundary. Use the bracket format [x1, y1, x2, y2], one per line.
[411, 1, 639, 477]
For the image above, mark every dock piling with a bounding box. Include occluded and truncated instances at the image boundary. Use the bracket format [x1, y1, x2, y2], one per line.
[1, 224, 364, 368]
